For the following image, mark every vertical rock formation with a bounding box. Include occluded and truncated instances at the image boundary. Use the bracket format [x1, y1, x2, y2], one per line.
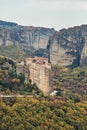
[80, 37, 87, 65]
[16, 57, 53, 94]
[49, 34, 75, 66]
[25, 57, 52, 94]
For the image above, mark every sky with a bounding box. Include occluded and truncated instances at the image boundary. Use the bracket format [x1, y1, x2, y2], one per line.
[0, 0, 87, 30]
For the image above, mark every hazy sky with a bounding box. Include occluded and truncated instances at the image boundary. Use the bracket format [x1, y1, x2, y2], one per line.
[0, 0, 87, 30]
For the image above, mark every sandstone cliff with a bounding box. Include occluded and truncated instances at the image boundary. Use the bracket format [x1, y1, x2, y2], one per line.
[0, 20, 87, 66]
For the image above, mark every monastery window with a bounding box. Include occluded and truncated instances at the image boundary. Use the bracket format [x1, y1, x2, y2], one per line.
[32, 59, 36, 63]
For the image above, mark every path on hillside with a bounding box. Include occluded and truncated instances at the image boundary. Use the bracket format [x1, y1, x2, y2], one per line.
[0, 94, 33, 98]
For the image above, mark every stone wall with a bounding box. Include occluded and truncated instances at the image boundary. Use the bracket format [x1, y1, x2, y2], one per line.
[25, 57, 53, 94]
[16, 62, 30, 82]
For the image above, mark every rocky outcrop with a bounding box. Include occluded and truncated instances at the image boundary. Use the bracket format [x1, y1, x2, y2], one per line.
[49, 34, 76, 66]
[0, 20, 87, 66]
[0, 20, 55, 60]
[16, 57, 53, 94]
[0, 20, 55, 50]
[49, 25, 87, 66]
[80, 36, 87, 65]
[0, 55, 16, 69]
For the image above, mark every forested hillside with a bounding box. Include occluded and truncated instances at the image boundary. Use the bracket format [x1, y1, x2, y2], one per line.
[0, 54, 87, 130]
[52, 65, 87, 97]
[0, 97, 87, 130]
[0, 56, 42, 96]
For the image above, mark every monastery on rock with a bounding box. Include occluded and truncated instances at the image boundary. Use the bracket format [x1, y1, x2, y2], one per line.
[16, 57, 53, 94]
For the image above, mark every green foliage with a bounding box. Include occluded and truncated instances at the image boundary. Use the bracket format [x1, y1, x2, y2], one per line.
[8, 69, 17, 78]
[0, 56, 42, 95]
[0, 45, 25, 61]
[23, 83, 43, 96]
[0, 56, 87, 129]
[56, 89, 62, 96]
[0, 97, 87, 130]
[52, 65, 87, 99]
[17, 73, 25, 84]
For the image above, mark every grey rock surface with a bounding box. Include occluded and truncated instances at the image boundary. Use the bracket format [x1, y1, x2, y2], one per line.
[0, 20, 87, 66]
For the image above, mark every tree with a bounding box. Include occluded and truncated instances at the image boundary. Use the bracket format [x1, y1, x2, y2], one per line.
[17, 73, 25, 84]
[8, 69, 17, 78]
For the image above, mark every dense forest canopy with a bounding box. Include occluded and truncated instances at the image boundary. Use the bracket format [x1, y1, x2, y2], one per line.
[0, 97, 87, 130]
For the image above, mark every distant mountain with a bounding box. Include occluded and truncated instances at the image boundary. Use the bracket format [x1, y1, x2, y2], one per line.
[0, 20, 87, 67]
[0, 20, 18, 29]
[0, 20, 55, 60]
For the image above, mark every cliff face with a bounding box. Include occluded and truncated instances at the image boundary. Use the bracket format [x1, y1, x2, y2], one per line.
[49, 25, 87, 66]
[0, 21, 55, 60]
[0, 20, 87, 66]
[0, 20, 55, 49]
